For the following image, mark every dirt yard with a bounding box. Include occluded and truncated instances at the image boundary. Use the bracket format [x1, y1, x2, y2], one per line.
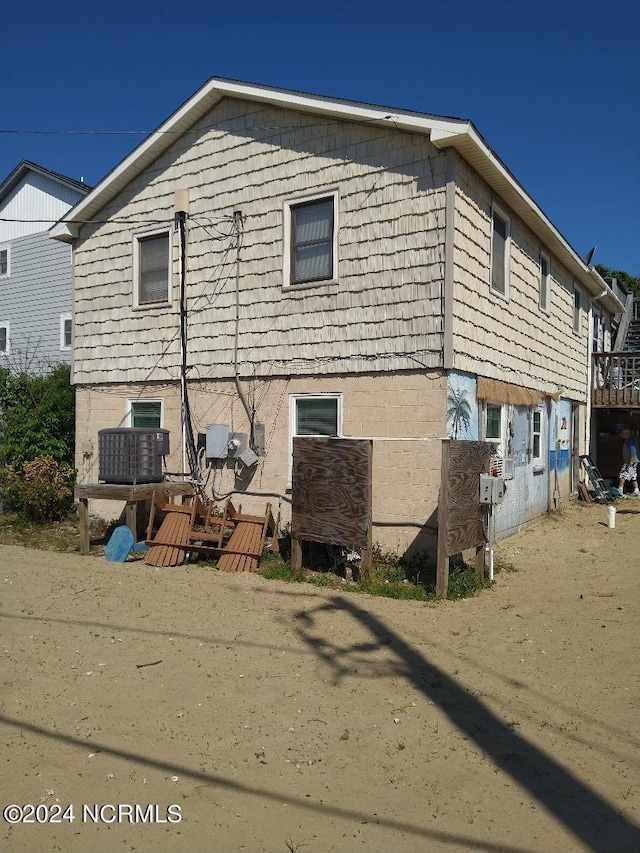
[1, 499, 639, 853]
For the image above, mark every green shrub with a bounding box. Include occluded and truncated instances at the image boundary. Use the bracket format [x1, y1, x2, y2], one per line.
[2, 456, 75, 521]
[0, 363, 75, 469]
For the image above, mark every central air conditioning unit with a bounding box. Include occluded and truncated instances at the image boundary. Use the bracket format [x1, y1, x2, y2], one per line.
[98, 428, 170, 485]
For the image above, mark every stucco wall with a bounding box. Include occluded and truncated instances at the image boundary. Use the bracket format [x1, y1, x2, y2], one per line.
[76, 370, 447, 554]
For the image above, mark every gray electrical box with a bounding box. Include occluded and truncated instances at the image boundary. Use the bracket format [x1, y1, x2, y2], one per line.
[254, 423, 266, 456]
[205, 424, 249, 460]
[227, 432, 248, 458]
[479, 474, 505, 505]
[206, 424, 229, 459]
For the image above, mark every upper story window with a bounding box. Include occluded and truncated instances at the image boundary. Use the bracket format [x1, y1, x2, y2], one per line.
[0, 323, 9, 353]
[60, 314, 72, 350]
[133, 231, 171, 306]
[283, 191, 338, 288]
[127, 398, 163, 428]
[490, 204, 510, 299]
[573, 284, 582, 335]
[539, 252, 551, 313]
[0, 247, 9, 278]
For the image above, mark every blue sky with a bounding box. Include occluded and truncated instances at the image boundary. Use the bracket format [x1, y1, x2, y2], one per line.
[2, 0, 638, 273]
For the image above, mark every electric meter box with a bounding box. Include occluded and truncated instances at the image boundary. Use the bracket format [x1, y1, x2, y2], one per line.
[205, 424, 248, 460]
[479, 474, 506, 505]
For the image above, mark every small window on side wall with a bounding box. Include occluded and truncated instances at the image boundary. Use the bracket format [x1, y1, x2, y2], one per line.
[0, 323, 9, 353]
[134, 232, 171, 306]
[532, 409, 542, 459]
[490, 204, 510, 298]
[539, 252, 550, 313]
[573, 285, 581, 334]
[60, 314, 72, 350]
[284, 192, 338, 287]
[0, 247, 9, 277]
[128, 399, 163, 429]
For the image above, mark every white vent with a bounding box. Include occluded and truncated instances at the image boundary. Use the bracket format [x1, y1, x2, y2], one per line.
[489, 454, 504, 476]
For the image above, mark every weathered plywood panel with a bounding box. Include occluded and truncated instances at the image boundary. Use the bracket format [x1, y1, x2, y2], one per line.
[445, 440, 490, 556]
[291, 438, 372, 549]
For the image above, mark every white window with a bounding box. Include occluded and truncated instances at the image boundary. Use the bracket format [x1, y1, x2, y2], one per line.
[490, 204, 510, 298]
[0, 323, 9, 353]
[133, 231, 171, 306]
[483, 402, 505, 475]
[539, 252, 550, 313]
[573, 284, 582, 334]
[127, 398, 163, 428]
[532, 408, 542, 460]
[289, 393, 342, 477]
[0, 246, 9, 278]
[60, 314, 72, 350]
[283, 191, 338, 288]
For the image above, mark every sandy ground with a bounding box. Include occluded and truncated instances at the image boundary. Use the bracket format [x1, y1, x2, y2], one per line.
[0, 499, 639, 853]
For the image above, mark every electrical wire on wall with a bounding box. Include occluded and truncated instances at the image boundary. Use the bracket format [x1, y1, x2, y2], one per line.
[175, 194, 201, 487]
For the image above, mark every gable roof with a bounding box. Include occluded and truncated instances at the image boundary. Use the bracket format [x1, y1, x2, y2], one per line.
[49, 77, 622, 314]
[0, 160, 91, 204]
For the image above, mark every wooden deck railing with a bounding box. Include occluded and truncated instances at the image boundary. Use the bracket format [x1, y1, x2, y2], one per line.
[592, 351, 640, 407]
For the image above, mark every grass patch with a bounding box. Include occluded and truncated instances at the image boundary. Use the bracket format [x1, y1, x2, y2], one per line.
[255, 542, 491, 602]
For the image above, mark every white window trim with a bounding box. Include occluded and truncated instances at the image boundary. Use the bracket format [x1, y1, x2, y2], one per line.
[60, 313, 72, 351]
[288, 392, 343, 480]
[132, 229, 173, 308]
[0, 245, 9, 278]
[539, 251, 551, 314]
[283, 189, 339, 291]
[126, 397, 164, 428]
[489, 202, 511, 301]
[0, 322, 9, 354]
[573, 283, 582, 335]
[532, 406, 543, 461]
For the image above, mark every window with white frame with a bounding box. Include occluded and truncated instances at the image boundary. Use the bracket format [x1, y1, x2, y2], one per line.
[127, 399, 163, 428]
[0, 323, 9, 353]
[539, 252, 550, 313]
[484, 402, 504, 475]
[289, 393, 342, 475]
[573, 284, 581, 334]
[532, 408, 542, 460]
[0, 247, 9, 277]
[60, 314, 72, 350]
[490, 204, 510, 298]
[133, 231, 171, 305]
[283, 191, 338, 287]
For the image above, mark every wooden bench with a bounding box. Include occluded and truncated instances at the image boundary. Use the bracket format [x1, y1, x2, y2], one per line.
[144, 494, 201, 567]
[144, 493, 277, 571]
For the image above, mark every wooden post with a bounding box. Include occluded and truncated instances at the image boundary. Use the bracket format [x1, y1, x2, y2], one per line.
[436, 439, 450, 598]
[78, 498, 90, 555]
[125, 501, 137, 539]
[291, 537, 302, 572]
[475, 544, 486, 579]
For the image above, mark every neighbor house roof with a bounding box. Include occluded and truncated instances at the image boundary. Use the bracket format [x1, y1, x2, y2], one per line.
[50, 77, 622, 314]
[0, 159, 91, 204]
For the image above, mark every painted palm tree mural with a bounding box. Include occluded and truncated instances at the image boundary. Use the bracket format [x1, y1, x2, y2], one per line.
[447, 385, 472, 439]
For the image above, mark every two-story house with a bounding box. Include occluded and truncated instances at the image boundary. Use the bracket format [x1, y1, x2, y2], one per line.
[51, 78, 622, 553]
[0, 161, 90, 371]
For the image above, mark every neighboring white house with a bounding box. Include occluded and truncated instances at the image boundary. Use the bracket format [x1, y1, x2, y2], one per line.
[51, 78, 622, 553]
[0, 161, 90, 372]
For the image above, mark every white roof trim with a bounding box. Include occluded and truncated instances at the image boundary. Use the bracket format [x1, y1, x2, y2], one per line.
[50, 77, 623, 314]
